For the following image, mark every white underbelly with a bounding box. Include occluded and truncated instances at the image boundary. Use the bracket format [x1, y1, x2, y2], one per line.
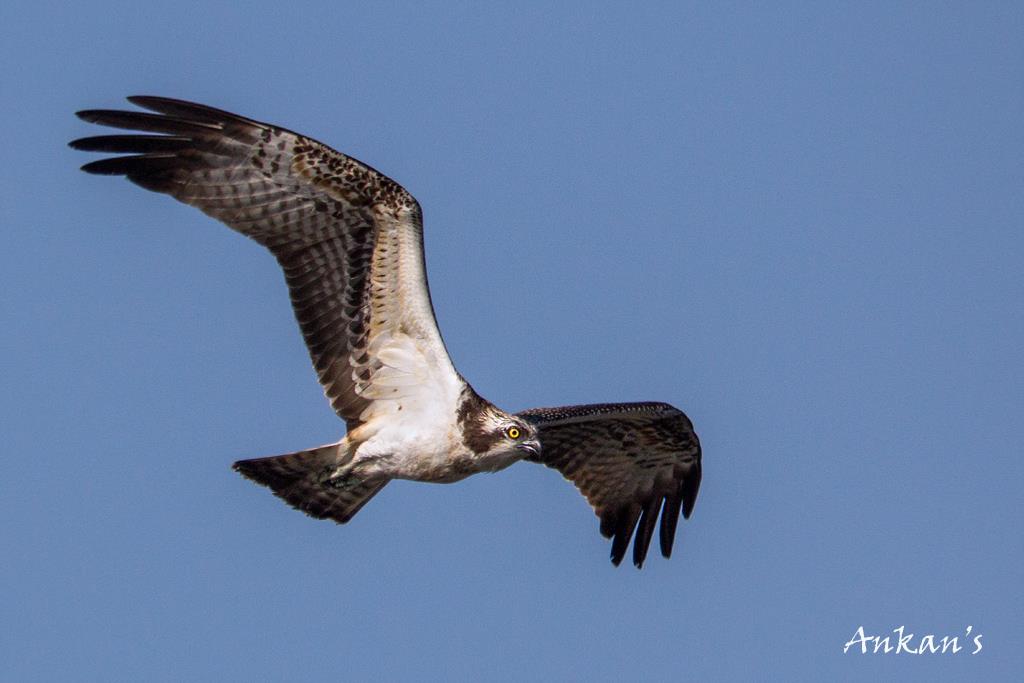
[352, 410, 466, 482]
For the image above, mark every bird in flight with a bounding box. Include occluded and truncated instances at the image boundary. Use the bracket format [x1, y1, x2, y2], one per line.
[71, 97, 702, 567]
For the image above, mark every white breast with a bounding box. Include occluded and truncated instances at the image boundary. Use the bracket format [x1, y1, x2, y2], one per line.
[349, 356, 467, 482]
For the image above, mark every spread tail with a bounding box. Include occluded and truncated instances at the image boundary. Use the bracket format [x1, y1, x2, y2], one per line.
[232, 444, 388, 524]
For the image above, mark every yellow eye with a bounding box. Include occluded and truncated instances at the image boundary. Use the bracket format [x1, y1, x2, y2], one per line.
[506, 426, 521, 440]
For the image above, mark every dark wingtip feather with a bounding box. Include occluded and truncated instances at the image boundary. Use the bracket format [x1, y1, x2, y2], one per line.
[659, 492, 683, 558]
[75, 109, 102, 123]
[80, 158, 129, 175]
[682, 462, 702, 520]
[610, 540, 627, 567]
[599, 512, 617, 540]
[73, 109, 221, 134]
[232, 458, 256, 481]
[127, 95, 169, 107]
[79, 154, 178, 176]
[127, 95, 265, 128]
[609, 505, 641, 567]
[632, 499, 661, 568]
[69, 134, 192, 154]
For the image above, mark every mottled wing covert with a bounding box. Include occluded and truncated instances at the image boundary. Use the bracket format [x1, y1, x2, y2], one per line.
[519, 402, 701, 568]
[71, 97, 459, 431]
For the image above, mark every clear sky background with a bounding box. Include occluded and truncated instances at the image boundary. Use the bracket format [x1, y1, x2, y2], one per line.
[2, 1, 1021, 680]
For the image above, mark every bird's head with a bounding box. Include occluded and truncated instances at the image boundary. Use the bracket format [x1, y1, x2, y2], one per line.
[458, 390, 541, 462]
[494, 411, 542, 461]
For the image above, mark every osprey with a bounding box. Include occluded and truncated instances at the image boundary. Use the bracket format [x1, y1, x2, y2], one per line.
[71, 97, 702, 567]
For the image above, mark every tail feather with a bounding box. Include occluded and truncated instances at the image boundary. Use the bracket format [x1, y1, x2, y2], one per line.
[233, 444, 388, 524]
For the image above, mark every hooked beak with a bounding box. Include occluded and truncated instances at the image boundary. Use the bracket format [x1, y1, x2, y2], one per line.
[517, 440, 542, 460]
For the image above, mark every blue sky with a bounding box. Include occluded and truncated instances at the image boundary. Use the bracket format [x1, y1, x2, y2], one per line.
[2, 1, 1022, 680]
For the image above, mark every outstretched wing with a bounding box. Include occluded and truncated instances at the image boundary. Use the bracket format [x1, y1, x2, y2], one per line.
[518, 402, 701, 568]
[71, 97, 463, 433]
